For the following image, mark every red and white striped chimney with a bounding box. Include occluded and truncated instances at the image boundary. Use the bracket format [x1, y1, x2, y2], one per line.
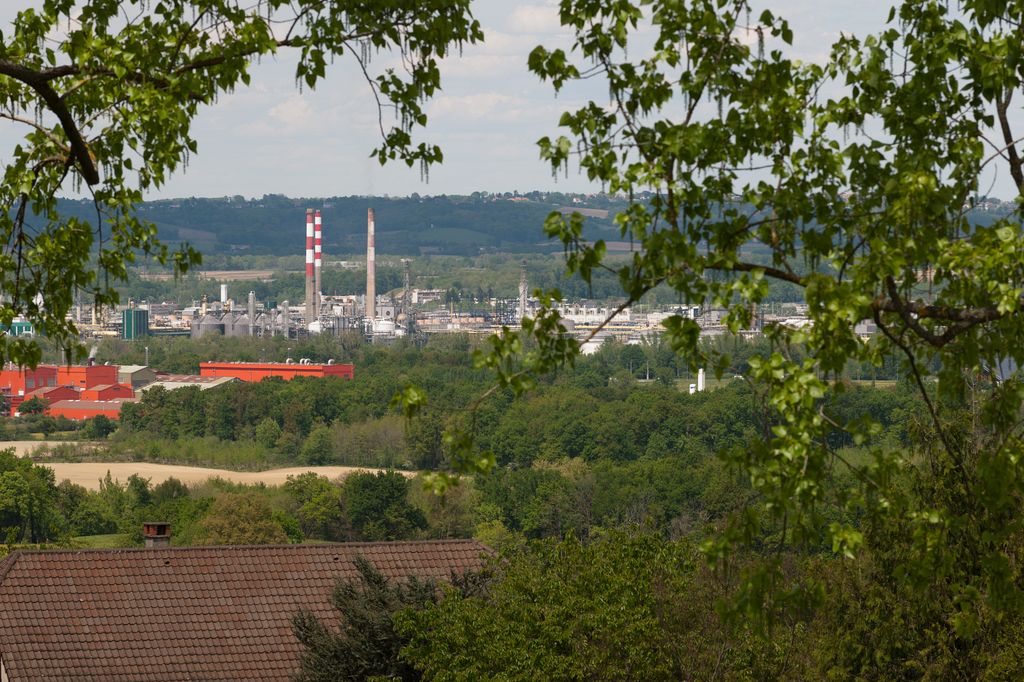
[366, 208, 376, 322]
[305, 208, 314, 326]
[314, 209, 322, 312]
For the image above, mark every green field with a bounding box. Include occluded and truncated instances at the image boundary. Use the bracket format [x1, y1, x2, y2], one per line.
[73, 534, 128, 549]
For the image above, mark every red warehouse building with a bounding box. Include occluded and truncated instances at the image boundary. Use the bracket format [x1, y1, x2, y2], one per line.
[47, 400, 126, 421]
[57, 364, 119, 389]
[12, 385, 80, 416]
[0, 365, 58, 397]
[199, 361, 354, 382]
[81, 384, 135, 401]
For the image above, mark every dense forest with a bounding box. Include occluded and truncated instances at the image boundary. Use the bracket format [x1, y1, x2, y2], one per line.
[6, 335, 910, 548]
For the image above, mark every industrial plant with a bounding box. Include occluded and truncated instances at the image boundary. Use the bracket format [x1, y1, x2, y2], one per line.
[39, 206, 835, 352]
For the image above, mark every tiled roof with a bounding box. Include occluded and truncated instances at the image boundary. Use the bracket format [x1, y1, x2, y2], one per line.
[0, 540, 489, 681]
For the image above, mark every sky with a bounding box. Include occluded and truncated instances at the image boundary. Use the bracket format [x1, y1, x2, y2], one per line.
[5, 1, 1014, 200]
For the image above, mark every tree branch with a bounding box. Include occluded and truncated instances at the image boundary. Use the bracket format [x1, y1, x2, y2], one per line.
[995, 89, 1024, 193]
[0, 59, 100, 185]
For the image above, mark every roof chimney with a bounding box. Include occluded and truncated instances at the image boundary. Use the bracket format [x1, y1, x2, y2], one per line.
[143, 522, 171, 548]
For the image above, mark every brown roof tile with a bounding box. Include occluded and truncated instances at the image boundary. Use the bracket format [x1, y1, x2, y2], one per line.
[0, 540, 489, 681]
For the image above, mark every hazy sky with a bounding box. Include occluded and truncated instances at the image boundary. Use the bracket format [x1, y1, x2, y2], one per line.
[6, 1, 1015, 200]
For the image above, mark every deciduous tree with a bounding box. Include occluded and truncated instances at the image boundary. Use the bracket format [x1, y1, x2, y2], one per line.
[403, 0, 1024, 666]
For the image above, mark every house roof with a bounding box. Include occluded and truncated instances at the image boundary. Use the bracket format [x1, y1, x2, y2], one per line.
[0, 540, 488, 681]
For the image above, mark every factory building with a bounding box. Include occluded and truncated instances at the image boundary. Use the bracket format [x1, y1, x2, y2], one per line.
[199, 361, 354, 382]
[118, 365, 157, 389]
[0, 366, 58, 403]
[81, 384, 135, 401]
[13, 386, 81, 415]
[122, 308, 149, 339]
[57, 364, 118, 389]
[47, 399, 127, 421]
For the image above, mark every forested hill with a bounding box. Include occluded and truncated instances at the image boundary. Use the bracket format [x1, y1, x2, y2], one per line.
[55, 193, 622, 257]
[54, 193, 1016, 258]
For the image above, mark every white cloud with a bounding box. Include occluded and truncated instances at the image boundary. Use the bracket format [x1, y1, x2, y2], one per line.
[431, 93, 527, 122]
[506, 3, 562, 34]
[438, 53, 522, 79]
[269, 95, 314, 129]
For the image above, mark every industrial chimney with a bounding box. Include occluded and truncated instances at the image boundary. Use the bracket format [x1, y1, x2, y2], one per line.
[247, 291, 256, 337]
[305, 209, 315, 326]
[314, 210, 323, 314]
[518, 261, 528, 322]
[366, 208, 376, 323]
[402, 258, 412, 335]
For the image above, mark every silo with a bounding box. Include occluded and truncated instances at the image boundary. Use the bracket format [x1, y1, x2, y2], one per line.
[197, 313, 225, 338]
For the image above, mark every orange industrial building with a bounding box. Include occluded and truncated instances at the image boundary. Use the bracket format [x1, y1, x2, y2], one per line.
[57, 364, 118, 389]
[0, 365, 58, 397]
[46, 400, 126, 421]
[1, 365, 60, 415]
[199, 361, 354, 382]
[25, 386, 79, 404]
[81, 384, 135, 401]
[10, 385, 80, 416]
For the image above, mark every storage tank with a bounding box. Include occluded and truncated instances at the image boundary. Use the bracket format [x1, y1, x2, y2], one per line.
[193, 313, 225, 338]
[228, 313, 251, 337]
[372, 318, 396, 335]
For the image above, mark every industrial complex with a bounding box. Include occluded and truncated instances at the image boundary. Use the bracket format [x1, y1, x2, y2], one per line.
[7, 207, 843, 354]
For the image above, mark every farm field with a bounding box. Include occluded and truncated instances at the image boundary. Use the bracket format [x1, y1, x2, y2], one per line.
[41, 462, 411, 491]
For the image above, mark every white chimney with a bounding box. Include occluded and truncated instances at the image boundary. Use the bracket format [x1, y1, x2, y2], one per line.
[305, 209, 315, 326]
[367, 208, 376, 322]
